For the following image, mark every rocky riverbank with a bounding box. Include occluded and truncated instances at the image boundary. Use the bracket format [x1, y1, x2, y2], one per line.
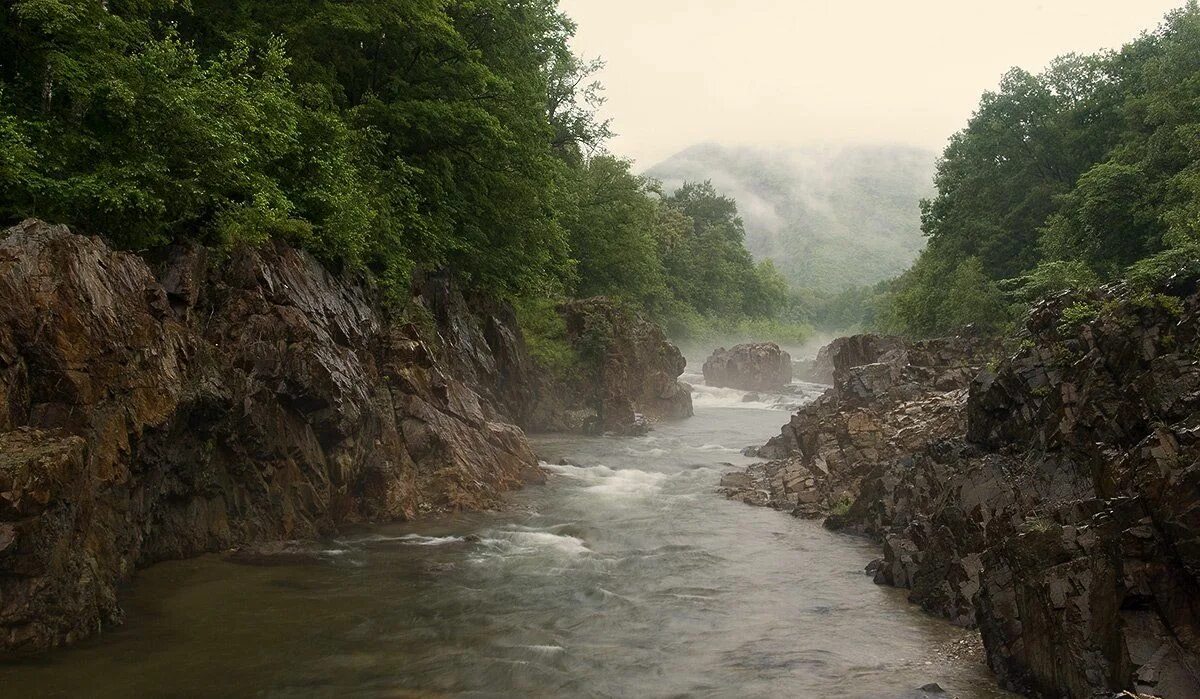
[722, 285, 1200, 698]
[0, 220, 691, 656]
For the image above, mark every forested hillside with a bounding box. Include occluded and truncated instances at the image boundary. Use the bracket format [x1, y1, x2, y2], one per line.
[0, 0, 788, 340]
[647, 143, 935, 292]
[877, 1, 1200, 337]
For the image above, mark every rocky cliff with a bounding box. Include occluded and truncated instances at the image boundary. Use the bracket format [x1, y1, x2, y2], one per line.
[723, 290, 1200, 698]
[0, 220, 691, 656]
[553, 298, 693, 434]
[416, 283, 692, 436]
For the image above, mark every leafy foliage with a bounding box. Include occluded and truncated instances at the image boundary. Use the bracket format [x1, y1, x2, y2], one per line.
[557, 159, 796, 339]
[659, 182, 785, 319]
[880, 3, 1200, 336]
[513, 296, 578, 376]
[646, 143, 936, 293]
[0, 0, 790, 341]
[0, 0, 582, 293]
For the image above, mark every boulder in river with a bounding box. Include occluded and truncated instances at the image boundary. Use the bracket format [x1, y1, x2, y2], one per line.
[803, 334, 906, 384]
[560, 298, 693, 433]
[702, 342, 793, 392]
[416, 280, 692, 436]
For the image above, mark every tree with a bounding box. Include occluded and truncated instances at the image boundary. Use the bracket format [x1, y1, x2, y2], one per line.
[560, 155, 668, 308]
[879, 3, 1200, 337]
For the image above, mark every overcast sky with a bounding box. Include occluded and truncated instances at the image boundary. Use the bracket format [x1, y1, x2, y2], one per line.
[558, 0, 1186, 167]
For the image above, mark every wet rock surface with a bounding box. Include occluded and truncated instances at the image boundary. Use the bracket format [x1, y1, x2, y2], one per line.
[417, 281, 692, 437]
[804, 334, 907, 384]
[522, 297, 693, 436]
[702, 342, 793, 392]
[0, 220, 691, 656]
[723, 293, 1200, 698]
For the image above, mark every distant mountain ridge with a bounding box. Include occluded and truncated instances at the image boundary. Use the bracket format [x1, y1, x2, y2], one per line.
[645, 143, 936, 292]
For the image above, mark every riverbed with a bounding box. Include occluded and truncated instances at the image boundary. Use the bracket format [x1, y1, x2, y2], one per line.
[0, 374, 1011, 698]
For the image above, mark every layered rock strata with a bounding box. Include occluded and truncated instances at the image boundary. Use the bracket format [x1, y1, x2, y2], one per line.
[724, 293, 1200, 697]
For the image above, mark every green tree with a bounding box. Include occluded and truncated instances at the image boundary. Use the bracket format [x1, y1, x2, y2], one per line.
[661, 181, 782, 318]
[879, 3, 1200, 337]
[560, 155, 668, 308]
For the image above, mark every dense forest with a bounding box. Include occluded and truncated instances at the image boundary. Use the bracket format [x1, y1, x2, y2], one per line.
[0, 0, 791, 343]
[874, 1, 1200, 337]
[11, 3, 1195, 348]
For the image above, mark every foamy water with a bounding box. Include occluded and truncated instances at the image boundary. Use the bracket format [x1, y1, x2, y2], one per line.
[687, 373, 828, 412]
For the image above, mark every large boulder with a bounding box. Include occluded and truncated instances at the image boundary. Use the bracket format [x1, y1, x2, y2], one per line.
[745, 334, 991, 463]
[803, 334, 906, 384]
[702, 342, 792, 392]
[413, 282, 693, 437]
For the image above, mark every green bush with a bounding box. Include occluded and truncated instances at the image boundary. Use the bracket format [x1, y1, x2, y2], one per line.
[513, 297, 578, 378]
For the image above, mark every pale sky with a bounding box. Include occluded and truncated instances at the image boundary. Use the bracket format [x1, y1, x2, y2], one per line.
[559, 0, 1186, 167]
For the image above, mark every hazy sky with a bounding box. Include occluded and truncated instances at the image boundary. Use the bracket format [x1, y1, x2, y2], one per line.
[559, 0, 1185, 167]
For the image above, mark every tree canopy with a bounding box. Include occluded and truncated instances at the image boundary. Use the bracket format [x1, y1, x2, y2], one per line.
[0, 0, 789, 336]
[879, 2, 1200, 337]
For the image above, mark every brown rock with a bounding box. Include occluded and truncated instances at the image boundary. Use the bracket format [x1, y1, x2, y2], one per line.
[556, 297, 693, 434]
[0, 220, 538, 656]
[702, 342, 793, 392]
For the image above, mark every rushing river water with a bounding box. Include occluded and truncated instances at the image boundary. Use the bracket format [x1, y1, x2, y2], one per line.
[0, 372, 1012, 698]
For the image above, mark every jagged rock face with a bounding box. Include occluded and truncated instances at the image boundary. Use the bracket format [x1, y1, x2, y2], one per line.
[722, 332, 991, 521]
[963, 290, 1200, 699]
[727, 291, 1200, 698]
[415, 271, 542, 428]
[557, 298, 693, 435]
[414, 281, 693, 437]
[703, 342, 793, 392]
[0, 220, 538, 656]
[747, 334, 991, 464]
[805, 334, 906, 384]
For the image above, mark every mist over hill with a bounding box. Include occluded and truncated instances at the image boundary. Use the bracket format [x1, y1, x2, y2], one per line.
[645, 143, 936, 292]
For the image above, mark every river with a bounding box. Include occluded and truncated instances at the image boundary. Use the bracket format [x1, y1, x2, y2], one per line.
[0, 370, 1011, 698]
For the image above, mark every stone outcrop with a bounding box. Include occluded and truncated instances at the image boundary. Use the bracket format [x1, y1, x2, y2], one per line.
[738, 332, 991, 476]
[0, 219, 696, 657]
[803, 334, 907, 384]
[722, 289, 1200, 698]
[0, 220, 543, 656]
[553, 298, 692, 434]
[415, 282, 692, 437]
[702, 342, 793, 392]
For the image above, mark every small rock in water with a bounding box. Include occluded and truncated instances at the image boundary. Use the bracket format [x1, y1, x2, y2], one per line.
[742, 392, 762, 403]
[919, 683, 945, 694]
[224, 541, 323, 567]
[719, 472, 753, 489]
[702, 342, 793, 391]
[520, 466, 548, 485]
